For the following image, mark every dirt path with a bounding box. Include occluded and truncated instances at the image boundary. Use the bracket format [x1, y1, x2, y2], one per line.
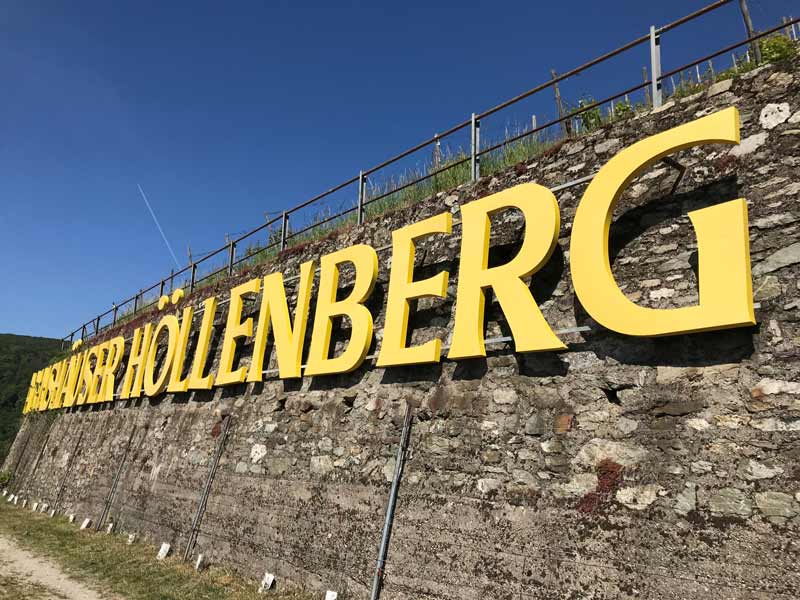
[0, 533, 116, 600]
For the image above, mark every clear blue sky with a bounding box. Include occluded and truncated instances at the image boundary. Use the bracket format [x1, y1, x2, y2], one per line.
[0, 0, 795, 338]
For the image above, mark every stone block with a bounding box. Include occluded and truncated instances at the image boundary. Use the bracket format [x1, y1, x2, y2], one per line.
[616, 485, 661, 510]
[755, 492, 798, 520]
[708, 488, 752, 517]
[706, 78, 732, 97]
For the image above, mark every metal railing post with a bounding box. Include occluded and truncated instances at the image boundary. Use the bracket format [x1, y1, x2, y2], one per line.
[228, 241, 235, 275]
[94, 316, 101, 334]
[470, 113, 480, 182]
[169, 269, 175, 293]
[650, 25, 663, 108]
[159, 279, 166, 297]
[190, 264, 197, 293]
[357, 170, 366, 225]
[280, 212, 288, 251]
[81, 324, 87, 340]
[112, 304, 118, 326]
[133, 290, 140, 314]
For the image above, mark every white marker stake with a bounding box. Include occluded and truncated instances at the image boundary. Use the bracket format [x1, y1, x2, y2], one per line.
[80, 518, 92, 530]
[195, 554, 207, 572]
[106, 523, 115, 534]
[2, 490, 7, 497]
[68, 514, 76, 524]
[258, 573, 275, 593]
[156, 543, 171, 560]
[32, 502, 39, 512]
[49, 509, 56, 518]
[127, 534, 137, 545]
[325, 592, 338, 600]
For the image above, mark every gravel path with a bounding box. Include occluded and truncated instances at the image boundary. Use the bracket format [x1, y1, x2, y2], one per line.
[0, 533, 115, 600]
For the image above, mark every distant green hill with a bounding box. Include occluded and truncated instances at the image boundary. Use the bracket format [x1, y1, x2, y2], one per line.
[0, 333, 62, 466]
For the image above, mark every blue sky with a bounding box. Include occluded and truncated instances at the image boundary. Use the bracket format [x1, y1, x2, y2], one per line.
[0, 0, 795, 338]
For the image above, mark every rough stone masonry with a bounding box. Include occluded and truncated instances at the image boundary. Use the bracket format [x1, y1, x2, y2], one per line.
[4, 56, 800, 600]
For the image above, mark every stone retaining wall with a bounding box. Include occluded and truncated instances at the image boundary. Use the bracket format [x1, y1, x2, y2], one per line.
[4, 56, 800, 600]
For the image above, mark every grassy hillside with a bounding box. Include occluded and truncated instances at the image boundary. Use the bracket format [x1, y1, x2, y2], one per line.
[0, 333, 62, 466]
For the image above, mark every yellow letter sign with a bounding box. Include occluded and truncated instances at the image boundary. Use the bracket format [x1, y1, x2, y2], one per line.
[448, 183, 565, 359]
[378, 212, 452, 366]
[305, 244, 378, 376]
[570, 106, 754, 336]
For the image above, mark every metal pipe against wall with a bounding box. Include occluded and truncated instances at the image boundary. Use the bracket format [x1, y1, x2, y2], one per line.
[53, 430, 84, 515]
[370, 402, 413, 600]
[22, 429, 51, 498]
[96, 427, 136, 531]
[184, 414, 232, 561]
[8, 418, 36, 485]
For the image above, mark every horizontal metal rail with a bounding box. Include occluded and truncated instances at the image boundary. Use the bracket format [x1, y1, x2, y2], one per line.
[64, 0, 776, 344]
[286, 205, 360, 240]
[366, 156, 471, 206]
[661, 16, 800, 81]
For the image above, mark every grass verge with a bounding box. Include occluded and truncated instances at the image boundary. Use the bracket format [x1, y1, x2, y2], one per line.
[0, 501, 311, 600]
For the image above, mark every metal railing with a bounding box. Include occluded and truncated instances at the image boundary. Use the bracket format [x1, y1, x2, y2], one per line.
[61, 1, 799, 348]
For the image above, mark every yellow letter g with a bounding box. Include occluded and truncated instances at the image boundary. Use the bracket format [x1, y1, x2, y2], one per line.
[571, 107, 755, 336]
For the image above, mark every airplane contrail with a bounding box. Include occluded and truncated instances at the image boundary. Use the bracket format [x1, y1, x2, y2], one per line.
[137, 183, 181, 269]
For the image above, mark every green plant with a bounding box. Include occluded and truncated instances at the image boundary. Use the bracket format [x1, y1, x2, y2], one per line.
[760, 35, 796, 63]
[577, 97, 603, 131]
[613, 100, 633, 120]
[0, 470, 10, 487]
